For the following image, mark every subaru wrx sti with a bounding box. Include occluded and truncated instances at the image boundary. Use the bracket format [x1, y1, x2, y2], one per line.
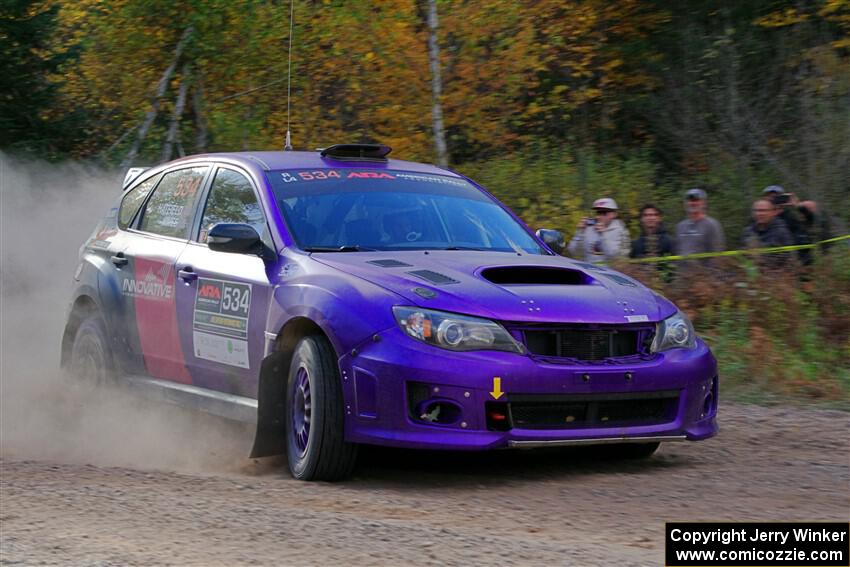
[63, 144, 718, 480]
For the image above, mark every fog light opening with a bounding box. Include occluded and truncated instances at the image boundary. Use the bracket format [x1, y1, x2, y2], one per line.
[702, 391, 714, 419]
[415, 400, 462, 425]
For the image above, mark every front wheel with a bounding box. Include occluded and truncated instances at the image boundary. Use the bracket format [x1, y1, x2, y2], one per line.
[285, 335, 358, 481]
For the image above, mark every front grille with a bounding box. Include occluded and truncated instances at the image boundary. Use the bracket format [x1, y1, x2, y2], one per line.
[497, 391, 679, 430]
[522, 327, 651, 360]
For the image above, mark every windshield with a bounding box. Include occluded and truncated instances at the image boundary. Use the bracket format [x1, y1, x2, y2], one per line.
[267, 169, 546, 254]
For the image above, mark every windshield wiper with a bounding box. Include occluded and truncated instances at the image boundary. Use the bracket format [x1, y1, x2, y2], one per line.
[438, 246, 489, 251]
[303, 245, 378, 253]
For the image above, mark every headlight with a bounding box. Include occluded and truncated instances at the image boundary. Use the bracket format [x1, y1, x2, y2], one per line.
[651, 310, 696, 352]
[393, 306, 523, 353]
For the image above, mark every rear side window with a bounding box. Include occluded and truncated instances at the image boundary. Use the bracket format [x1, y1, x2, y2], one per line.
[118, 174, 159, 230]
[199, 168, 267, 243]
[139, 166, 209, 239]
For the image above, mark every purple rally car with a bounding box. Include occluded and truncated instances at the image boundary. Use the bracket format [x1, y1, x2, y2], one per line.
[62, 144, 718, 480]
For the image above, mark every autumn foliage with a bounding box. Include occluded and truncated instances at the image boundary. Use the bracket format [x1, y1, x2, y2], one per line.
[3, 0, 849, 401]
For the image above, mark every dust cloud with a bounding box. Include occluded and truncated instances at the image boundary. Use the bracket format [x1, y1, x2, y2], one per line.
[0, 153, 253, 474]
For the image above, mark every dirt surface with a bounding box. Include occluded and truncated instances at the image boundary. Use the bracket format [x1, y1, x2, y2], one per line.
[1, 402, 848, 567]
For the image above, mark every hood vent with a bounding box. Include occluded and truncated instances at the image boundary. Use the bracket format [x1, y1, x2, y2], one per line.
[407, 269, 459, 285]
[367, 259, 412, 268]
[481, 266, 590, 285]
[600, 273, 637, 287]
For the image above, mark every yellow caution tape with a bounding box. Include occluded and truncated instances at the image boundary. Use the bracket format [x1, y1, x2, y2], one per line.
[624, 234, 850, 264]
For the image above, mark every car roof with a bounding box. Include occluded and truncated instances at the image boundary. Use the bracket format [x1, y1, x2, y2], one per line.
[162, 151, 462, 177]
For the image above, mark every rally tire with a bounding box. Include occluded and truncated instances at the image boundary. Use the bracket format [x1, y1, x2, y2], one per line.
[68, 314, 115, 387]
[285, 335, 358, 481]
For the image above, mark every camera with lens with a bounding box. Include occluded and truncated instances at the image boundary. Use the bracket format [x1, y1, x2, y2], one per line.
[772, 193, 792, 206]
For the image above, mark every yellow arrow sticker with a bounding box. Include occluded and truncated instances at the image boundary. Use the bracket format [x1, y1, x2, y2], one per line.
[490, 377, 504, 400]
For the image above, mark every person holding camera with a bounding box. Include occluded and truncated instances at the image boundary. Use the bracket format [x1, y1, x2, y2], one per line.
[567, 197, 630, 264]
[742, 198, 794, 268]
[762, 185, 813, 264]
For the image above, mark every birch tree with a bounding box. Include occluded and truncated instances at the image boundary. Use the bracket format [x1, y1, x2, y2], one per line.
[427, 0, 448, 167]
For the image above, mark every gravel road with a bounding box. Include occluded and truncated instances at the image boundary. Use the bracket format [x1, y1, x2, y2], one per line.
[1, 400, 848, 566]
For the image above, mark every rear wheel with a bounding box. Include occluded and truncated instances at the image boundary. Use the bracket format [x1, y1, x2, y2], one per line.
[68, 314, 114, 387]
[285, 335, 358, 481]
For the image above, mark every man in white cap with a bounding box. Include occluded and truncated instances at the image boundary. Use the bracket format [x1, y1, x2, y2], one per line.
[568, 197, 630, 263]
[675, 188, 725, 256]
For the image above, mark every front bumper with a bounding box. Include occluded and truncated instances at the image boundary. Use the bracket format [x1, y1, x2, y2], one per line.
[339, 327, 718, 450]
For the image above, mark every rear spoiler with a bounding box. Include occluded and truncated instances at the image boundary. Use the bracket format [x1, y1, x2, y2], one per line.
[320, 144, 392, 163]
[122, 167, 150, 189]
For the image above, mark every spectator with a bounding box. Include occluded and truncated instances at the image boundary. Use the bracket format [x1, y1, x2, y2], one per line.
[568, 197, 630, 264]
[742, 198, 793, 269]
[675, 188, 726, 256]
[743, 199, 793, 248]
[630, 204, 674, 258]
[799, 200, 834, 254]
[762, 185, 813, 264]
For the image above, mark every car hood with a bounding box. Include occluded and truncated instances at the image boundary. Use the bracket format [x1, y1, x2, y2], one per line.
[311, 251, 676, 324]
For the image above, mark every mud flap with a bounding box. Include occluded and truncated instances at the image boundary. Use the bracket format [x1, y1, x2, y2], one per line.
[250, 350, 289, 458]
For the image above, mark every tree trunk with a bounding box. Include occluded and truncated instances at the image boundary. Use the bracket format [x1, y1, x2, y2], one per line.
[161, 64, 191, 162]
[121, 26, 194, 167]
[427, 0, 448, 168]
[193, 79, 208, 153]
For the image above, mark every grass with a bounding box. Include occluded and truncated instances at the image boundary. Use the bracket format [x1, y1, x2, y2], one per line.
[617, 253, 850, 409]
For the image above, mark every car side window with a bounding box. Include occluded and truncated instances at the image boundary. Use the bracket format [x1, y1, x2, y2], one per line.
[139, 166, 209, 239]
[199, 168, 267, 243]
[118, 174, 160, 230]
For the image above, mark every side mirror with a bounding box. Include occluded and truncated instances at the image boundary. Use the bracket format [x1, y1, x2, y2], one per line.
[207, 223, 264, 256]
[536, 228, 566, 255]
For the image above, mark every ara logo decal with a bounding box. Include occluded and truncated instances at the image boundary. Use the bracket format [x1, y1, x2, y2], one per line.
[122, 266, 174, 300]
[198, 283, 222, 299]
[195, 280, 223, 310]
[347, 171, 395, 179]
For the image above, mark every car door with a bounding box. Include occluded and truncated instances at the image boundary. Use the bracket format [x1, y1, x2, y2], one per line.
[93, 171, 161, 375]
[120, 164, 210, 383]
[174, 165, 274, 398]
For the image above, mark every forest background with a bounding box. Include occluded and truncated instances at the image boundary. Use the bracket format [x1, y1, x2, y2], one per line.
[2, 0, 849, 402]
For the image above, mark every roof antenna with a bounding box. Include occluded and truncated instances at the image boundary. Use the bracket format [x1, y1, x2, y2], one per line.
[284, 0, 295, 151]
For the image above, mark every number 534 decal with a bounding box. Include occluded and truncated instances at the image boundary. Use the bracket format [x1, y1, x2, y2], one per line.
[193, 278, 253, 368]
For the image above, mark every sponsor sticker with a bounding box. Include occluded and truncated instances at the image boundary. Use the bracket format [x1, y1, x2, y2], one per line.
[192, 277, 252, 368]
[394, 172, 467, 187]
[122, 264, 174, 300]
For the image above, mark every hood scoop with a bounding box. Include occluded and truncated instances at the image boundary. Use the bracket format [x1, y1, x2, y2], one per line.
[481, 266, 591, 285]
